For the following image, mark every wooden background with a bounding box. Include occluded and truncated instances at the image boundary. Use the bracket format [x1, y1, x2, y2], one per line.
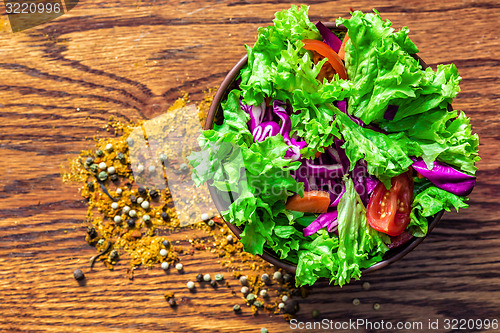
[0, 0, 499, 332]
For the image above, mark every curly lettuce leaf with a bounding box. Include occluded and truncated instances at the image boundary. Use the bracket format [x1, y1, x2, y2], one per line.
[408, 180, 469, 237]
[334, 177, 389, 286]
[337, 11, 461, 125]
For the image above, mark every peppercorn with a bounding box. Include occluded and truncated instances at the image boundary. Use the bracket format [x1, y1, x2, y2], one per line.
[168, 298, 176, 307]
[109, 250, 119, 261]
[129, 210, 137, 218]
[284, 299, 299, 315]
[142, 214, 151, 222]
[187, 281, 195, 290]
[161, 262, 169, 270]
[141, 201, 150, 209]
[148, 165, 155, 173]
[87, 227, 97, 239]
[98, 162, 107, 170]
[89, 164, 98, 173]
[85, 157, 94, 165]
[116, 152, 125, 162]
[362, 281, 371, 290]
[283, 273, 293, 283]
[203, 274, 211, 282]
[261, 328, 268, 333]
[281, 295, 288, 302]
[110, 174, 118, 182]
[96, 149, 104, 157]
[254, 301, 263, 308]
[215, 273, 223, 281]
[111, 202, 119, 210]
[159, 153, 168, 163]
[137, 164, 144, 173]
[201, 213, 209, 221]
[241, 286, 249, 294]
[210, 280, 217, 288]
[130, 195, 137, 204]
[122, 206, 130, 214]
[312, 309, 320, 319]
[161, 212, 170, 221]
[207, 220, 214, 227]
[138, 187, 147, 196]
[226, 235, 233, 243]
[126, 137, 134, 146]
[87, 181, 94, 191]
[127, 219, 135, 228]
[107, 166, 116, 174]
[259, 289, 268, 298]
[246, 293, 256, 303]
[352, 298, 360, 306]
[179, 163, 188, 171]
[114, 216, 121, 223]
[233, 304, 241, 312]
[137, 197, 144, 204]
[150, 189, 159, 199]
[373, 303, 381, 311]
[98, 171, 108, 181]
[273, 271, 282, 281]
[261, 273, 270, 284]
[196, 273, 203, 282]
[240, 276, 248, 286]
[162, 239, 170, 247]
[175, 263, 183, 271]
[105, 143, 113, 152]
[73, 269, 85, 281]
[278, 303, 285, 310]
[160, 249, 168, 257]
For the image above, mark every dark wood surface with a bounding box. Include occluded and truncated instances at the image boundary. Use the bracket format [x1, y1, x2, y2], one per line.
[0, 1, 499, 332]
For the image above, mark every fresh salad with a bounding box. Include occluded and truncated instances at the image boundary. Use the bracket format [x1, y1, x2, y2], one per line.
[188, 6, 479, 286]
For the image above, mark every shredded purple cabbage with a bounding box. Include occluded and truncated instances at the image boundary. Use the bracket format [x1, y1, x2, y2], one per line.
[303, 210, 338, 237]
[252, 121, 280, 142]
[272, 100, 307, 160]
[315, 21, 342, 53]
[384, 105, 399, 121]
[411, 157, 476, 196]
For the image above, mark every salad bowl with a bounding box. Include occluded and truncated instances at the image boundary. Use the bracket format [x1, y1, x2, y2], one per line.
[205, 23, 445, 276]
[190, 7, 477, 286]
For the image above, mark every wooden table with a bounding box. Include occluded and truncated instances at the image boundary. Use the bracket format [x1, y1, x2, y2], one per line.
[0, 0, 498, 332]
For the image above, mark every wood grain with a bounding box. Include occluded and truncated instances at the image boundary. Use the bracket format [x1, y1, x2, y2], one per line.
[0, 0, 499, 332]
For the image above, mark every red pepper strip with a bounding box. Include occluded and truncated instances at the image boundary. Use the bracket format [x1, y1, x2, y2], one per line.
[302, 39, 348, 80]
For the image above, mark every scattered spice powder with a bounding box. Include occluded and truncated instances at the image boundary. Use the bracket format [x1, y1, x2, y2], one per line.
[62, 90, 304, 319]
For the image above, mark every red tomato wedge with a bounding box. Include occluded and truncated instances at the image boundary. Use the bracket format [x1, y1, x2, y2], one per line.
[285, 190, 330, 214]
[366, 172, 414, 236]
[338, 33, 349, 60]
[302, 39, 348, 80]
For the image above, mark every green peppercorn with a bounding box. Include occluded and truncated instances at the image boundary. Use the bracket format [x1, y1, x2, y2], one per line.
[362, 281, 371, 290]
[246, 293, 256, 303]
[254, 301, 263, 308]
[110, 174, 118, 182]
[96, 149, 104, 157]
[90, 164, 98, 173]
[261, 328, 268, 333]
[352, 298, 360, 306]
[85, 157, 94, 165]
[233, 304, 241, 312]
[98, 171, 108, 181]
[373, 303, 381, 311]
[207, 220, 215, 227]
[87, 181, 94, 191]
[126, 137, 134, 147]
[215, 273, 223, 281]
[312, 309, 320, 319]
[116, 152, 125, 161]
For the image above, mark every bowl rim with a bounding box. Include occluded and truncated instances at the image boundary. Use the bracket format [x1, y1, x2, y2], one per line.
[204, 22, 445, 275]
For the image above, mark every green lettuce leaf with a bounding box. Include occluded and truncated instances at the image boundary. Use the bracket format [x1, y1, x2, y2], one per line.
[334, 177, 389, 286]
[408, 180, 469, 237]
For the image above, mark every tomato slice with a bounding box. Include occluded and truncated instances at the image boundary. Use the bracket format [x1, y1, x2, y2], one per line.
[366, 172, 414, 236]
[285, 190, 330, 214]
[302, 39, 348, 80]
